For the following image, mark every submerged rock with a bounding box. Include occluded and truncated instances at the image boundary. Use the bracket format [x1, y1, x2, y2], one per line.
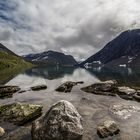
[0, 85, 20, 98]
[117, 87, 136, 100]
[56, 81, 84, 93]
[0, 126, 5, 137]
[109, 104, 140, 119]
[0, 102, 43, 125]
[81, 80, 117, 96]
[97, 120, 120, 138]
[3, 126, 31, 140]
[32, 100, 83, 140]
[31, 85, 47, 91]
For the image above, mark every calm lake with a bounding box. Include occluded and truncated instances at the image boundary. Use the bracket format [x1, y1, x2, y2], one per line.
[3, 66, 140, 89]
[1, 66, 140, 140]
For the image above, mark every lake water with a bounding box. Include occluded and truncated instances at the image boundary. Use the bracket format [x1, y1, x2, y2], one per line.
[1, 66, 140, 140]
[3, 66, 140, 89]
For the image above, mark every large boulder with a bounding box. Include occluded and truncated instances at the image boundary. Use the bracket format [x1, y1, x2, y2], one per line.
[109, 104, 140, 119]
[31, 85, 47, 91]
[117, 86, 136, 100]
[81, 80, 117, 96]
[32, 100, 83, 140]
[56, 81, 84, 93]
[0, 85, 20, 98]
[97, 120, 120, 138]
[0, 102, 43, 125]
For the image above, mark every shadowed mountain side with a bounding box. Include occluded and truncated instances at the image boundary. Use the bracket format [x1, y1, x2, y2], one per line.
[81, 29, 140, 67]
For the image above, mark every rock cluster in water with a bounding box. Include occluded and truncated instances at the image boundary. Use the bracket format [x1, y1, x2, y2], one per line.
[81, 80, 140, 102]
[32, 100, 83, 140]
[81, 80, 118, 96]
[2, 80, 140, 140]
[0, 84, 48, 99]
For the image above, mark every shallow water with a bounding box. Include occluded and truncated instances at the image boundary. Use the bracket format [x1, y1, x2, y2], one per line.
[1, 66, 140, 140]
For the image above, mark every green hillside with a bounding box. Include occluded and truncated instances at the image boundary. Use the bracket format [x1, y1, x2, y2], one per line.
[0, 51, 33, 69]
[0, 51, 34, 84]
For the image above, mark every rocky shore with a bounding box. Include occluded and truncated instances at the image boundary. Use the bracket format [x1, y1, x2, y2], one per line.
[0, 80, 140, 140]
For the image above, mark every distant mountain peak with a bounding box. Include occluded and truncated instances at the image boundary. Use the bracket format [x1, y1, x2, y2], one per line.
[24, 50, 77, 66]
[81, 29, 140, 67]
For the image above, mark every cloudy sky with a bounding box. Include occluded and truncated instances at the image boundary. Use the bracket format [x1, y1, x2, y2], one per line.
[0, 0, 140, 60]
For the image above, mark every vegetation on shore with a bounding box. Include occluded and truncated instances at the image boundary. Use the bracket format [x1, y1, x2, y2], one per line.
[0, 51, 34, 84]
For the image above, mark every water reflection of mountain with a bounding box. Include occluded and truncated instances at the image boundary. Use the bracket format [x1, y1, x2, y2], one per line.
[24, 66, 75, 80]
[86, 67, 140, 88]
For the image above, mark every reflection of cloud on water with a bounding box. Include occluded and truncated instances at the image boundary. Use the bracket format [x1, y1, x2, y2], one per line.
[6, 74, 47, 89]
[6, 68, 100, 91]
[128, 68, 132, 75]
[62, 68, 99, 85]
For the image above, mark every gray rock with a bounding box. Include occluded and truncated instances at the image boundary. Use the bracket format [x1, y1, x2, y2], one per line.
[0, 102, 43, 125]
[81, 80, 117, 96]
[118, 87, 136, 95]
[0, 85, 20, 98]
[109, 104, 140, 119]
[31, 85, 47, 91]
[56, 81, 84, 93]
[32, 100, 83, 140]
[97, 120, 120, 138]
[117, 87, 136, 100]
[133, 91, 140, 102]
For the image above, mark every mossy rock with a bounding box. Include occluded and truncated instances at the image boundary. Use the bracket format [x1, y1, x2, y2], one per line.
[0, 102, 43, 125]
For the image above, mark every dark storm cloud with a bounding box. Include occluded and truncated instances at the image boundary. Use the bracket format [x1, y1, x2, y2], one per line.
[0, 0, 140, 60]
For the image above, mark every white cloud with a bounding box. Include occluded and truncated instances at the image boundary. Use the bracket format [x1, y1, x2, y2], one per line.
[0, 0, 140, 60]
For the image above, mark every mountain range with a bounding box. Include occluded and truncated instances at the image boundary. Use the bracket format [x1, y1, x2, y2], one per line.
[1, 29, 140, 70]
[23, 51, 77, 66]
[80, 29, 140, 68]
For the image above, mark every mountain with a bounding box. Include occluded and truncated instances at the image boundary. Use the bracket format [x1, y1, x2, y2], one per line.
[0, 43, 33, 84]
[0, 43, 33, 70]
[80, 29, 140, 67]
[24, 50, 78, 66]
